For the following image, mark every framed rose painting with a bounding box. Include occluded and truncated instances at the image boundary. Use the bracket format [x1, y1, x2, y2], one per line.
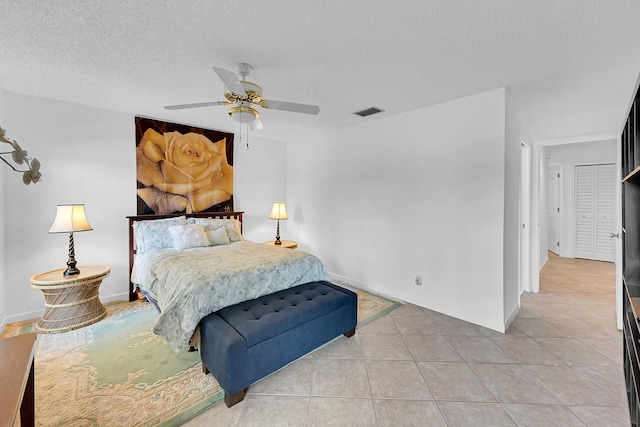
[135, 116, 234, 215]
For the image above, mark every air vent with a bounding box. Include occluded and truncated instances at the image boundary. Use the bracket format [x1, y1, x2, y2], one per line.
[353, 107, 385, 117]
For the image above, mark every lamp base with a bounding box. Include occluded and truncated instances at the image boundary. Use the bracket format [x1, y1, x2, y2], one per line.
[64, 265, 80, 277]
[274, 219, 282, 245]
[64, 232, 80, 276]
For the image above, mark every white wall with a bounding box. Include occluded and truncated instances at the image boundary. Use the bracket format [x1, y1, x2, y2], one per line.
[4, 93, 135, 321]
[1, 92, 287, 323]
[287, 88, 510, 332]
[233, 136, 289, 243]
[532, 110, 623, 142]
[544, 139, 617, 258]
[0, 88, 5, 328]
[504, 89, 531, 324]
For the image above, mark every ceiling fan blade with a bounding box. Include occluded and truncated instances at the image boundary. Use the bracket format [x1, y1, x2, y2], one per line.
[212, 66, 246, 96]
[250, 117, 264, 131]
[264, 100, 320, 115]
[164, 101, 226, 110]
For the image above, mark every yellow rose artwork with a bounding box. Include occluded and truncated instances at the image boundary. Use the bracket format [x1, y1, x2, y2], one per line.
[135, 118, 234, 214]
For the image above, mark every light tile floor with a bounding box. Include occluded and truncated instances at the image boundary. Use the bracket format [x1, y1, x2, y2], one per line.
[185, 254, 629, 426]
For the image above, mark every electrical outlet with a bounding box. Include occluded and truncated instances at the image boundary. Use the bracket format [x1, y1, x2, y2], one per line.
[415, 275, 423, 286]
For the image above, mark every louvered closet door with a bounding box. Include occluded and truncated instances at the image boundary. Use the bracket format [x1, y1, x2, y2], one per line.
[575, 166, 594, 258]
[575, 164, 615, 262]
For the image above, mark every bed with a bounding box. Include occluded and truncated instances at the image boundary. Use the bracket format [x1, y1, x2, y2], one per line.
[127, 212, 331, 353]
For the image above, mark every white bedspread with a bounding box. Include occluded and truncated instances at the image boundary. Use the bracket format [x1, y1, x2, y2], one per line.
[131, 240, 330, 353]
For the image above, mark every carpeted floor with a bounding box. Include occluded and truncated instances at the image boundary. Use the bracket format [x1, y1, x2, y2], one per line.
[1, 289, 400, 426]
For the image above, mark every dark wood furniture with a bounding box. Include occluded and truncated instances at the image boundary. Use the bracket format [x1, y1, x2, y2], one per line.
[127, 212, 244, 301]
[622, 81, 640, 426]
[0, 332, 36, 427]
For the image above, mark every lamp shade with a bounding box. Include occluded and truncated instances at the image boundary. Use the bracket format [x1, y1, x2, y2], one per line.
[49, 204, 93, 233]
[269, 202, 288, 220]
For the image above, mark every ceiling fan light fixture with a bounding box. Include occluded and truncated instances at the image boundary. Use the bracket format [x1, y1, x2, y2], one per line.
[164, 63, 320, 132]
[228, 105, 259, 123]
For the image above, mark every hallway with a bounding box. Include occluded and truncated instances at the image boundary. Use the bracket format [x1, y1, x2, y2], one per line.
[515, 252, 627, 425]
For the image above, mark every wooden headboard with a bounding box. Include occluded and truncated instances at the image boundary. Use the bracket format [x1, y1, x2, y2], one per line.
[126, 211, 244, 301]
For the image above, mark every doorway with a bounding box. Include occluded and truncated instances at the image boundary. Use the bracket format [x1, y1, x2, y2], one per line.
[531, 137, 621, 330]
[547, 164, 561, 255]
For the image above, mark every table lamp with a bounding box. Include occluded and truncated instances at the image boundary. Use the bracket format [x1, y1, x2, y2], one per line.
[49, 204, 93, 276]
[268, 201, 288, 245]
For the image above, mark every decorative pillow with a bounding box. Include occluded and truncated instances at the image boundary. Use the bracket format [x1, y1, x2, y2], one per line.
[133, 216, 188, 253]
[205, 226, 230, 246]
[190, 218, 244, 242]
[223, 219, 244, 242]
[168, 224, 210, 250]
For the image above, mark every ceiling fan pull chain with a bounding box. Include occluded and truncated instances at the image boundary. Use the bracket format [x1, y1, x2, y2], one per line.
[238, 118, 249, 150]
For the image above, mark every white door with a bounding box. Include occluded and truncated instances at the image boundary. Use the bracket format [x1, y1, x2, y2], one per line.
[575, 164, 615, 262]
[547, 165, 561, 254]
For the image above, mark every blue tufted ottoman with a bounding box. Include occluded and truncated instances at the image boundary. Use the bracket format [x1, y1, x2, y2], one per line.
[198, 281, 357, 407]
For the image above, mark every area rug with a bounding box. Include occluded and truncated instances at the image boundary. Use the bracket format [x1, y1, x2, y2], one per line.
[2, 301, 222, 427]
[356, 289, 402, 327]
[1, 289, 400, 426]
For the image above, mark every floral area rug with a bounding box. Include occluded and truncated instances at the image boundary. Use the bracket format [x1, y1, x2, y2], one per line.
[356, 289, 402, 327]
[2, 301, 221, 426]
[2, 289, 400, 426]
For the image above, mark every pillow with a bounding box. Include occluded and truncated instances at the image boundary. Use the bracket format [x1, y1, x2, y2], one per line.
[190, 218, 244, 242]
[168, 224, 210, 250]
[222, 219, 243, 242]
[133, 216, 188, 253]
[205, 226, 230, 246]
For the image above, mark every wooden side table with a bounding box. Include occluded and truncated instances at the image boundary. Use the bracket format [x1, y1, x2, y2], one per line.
[30, 265, 110, 333]
[263, 240, 298, 249]
[0, 332, 36, 427]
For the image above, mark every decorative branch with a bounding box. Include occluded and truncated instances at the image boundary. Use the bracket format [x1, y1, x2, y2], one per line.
[0, 125, 42, 184]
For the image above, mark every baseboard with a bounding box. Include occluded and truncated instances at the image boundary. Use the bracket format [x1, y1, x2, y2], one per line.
[540, 252, 550, 271]
[5, 308, 44, 325]
[1, 292, 130, 331]
[101, 292, 130, 304]
[328, 273, 404, 304]
[505, 304, 520, 330]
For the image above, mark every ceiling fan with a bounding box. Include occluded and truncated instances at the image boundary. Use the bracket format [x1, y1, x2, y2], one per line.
[164, 63, 320, 131]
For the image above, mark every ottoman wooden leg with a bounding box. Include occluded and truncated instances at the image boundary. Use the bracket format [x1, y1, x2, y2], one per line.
[224, 388, 247, 407]
[343, 327, 356, 338]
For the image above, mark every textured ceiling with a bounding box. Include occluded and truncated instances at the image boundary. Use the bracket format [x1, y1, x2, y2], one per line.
[2, 0, 640, 142]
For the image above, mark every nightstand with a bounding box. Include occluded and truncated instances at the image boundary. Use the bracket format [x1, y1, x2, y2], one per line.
[263, 240, 298, 249]
[30, 265, 110, 333]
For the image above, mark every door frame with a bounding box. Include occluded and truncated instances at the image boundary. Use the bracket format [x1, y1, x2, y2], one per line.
[530, 133, 621, 327]
[520, 141, 532, 293]
[547, 163, 562, 255]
